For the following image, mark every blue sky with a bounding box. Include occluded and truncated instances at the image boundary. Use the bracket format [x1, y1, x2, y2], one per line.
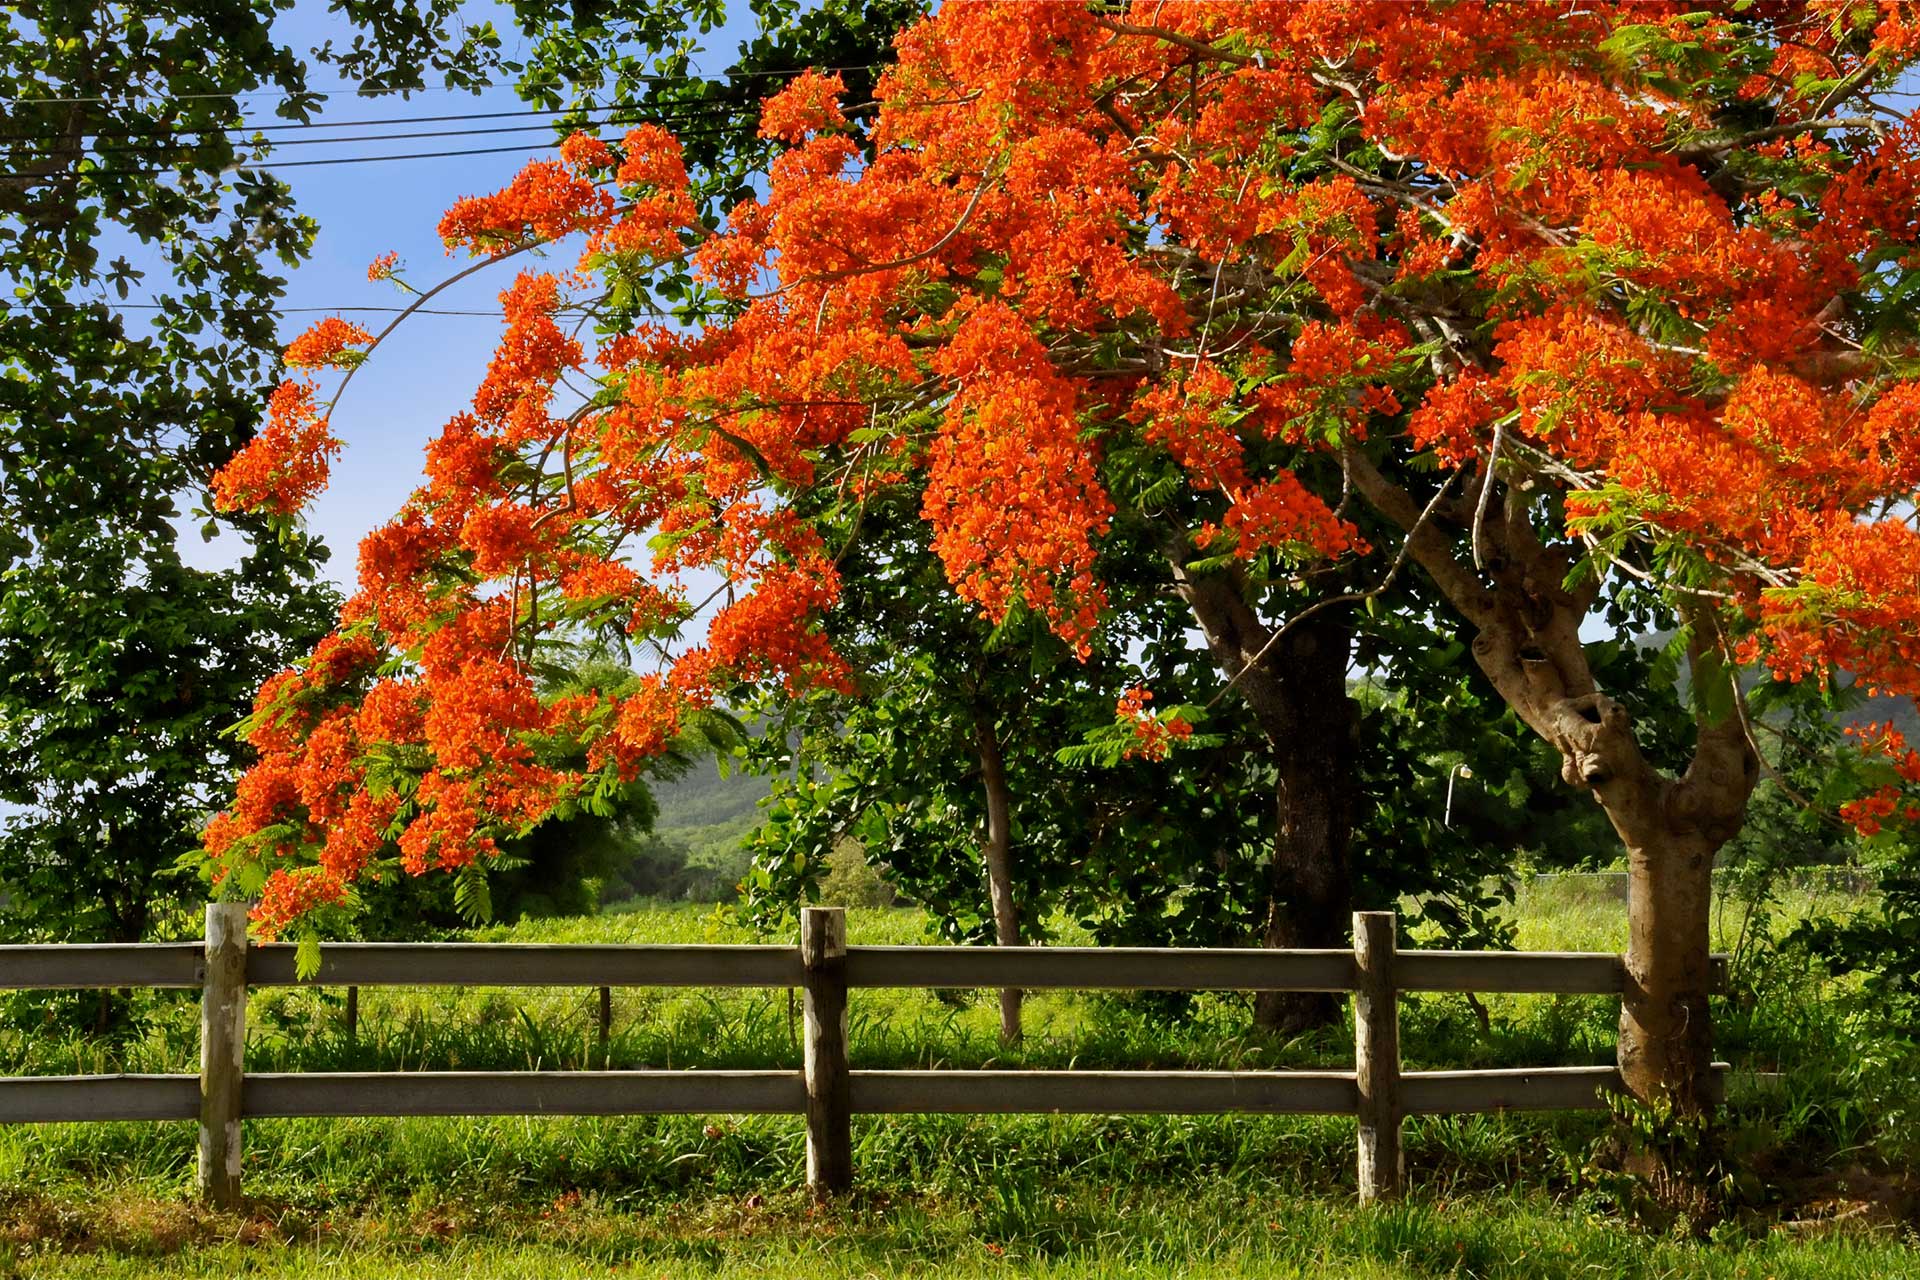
[177, 0, 768, 590]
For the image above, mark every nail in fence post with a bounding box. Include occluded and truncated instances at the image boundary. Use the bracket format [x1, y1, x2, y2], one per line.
[198, 901, 249, 1208]
[800, 906, 852, 1195]
[1353, 910, 1403, 1203]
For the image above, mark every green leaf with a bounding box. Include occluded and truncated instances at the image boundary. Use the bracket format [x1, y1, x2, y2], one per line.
[452, 864, 493, 925]
[295, 933, 323, 983]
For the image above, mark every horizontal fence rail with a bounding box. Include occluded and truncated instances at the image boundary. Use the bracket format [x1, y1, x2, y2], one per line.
[0, 906, 1733, 1206]
[0, 942, 1727, 996]
[844, 946, 1359, 991]
[0, 1064, 1730, 1126]
[242, 1071, 810, 1118]
[246, 942, 803, 988]
[0, 943, 204, 989]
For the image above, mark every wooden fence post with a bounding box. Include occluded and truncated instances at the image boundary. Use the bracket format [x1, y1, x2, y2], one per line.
[198, 902, 249, 1208]
[1353, 910, 1403, 1204]
[345, 986, 358, 1041]
[598, 985, 612, 1065]
[800, 906, 852, 1195]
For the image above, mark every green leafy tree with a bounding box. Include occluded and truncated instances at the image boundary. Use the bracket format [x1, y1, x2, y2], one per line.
[0, 2, 348, 943]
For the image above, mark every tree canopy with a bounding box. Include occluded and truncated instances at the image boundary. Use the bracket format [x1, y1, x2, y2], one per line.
[202, 0, 1920, 1056]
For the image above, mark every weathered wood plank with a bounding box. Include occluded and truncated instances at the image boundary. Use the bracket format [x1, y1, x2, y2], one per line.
[241, 1071, 807, 1117]
[1396, 951, 1731, 994]
[1402, 1066, 1625, 1113]
[802, 907, 852, 1195]
[0, 944, 203, 990]
[246, 944, 802, 988]
[1402, 1063, 1730, 1114]
[0, 942, 1731, 997]
[844, 946, 1357, 992]
[197, 903, 248, 1208]
[0, 1075, 198, 1123]
[1395, 951, 1625, 994]
[1353, 911, 1403, 1203]
[849, 1071, 1358, 1115]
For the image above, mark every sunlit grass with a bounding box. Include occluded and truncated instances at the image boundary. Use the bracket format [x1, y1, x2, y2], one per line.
[1, 879, 1909, 1277]
[4, 1181, 1913, 1278]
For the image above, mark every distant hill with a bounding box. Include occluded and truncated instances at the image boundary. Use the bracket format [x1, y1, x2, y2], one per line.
[652, 756, 772, 832]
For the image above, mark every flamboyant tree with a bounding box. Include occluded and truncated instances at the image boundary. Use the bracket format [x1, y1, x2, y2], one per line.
[207, 1, 1920, 1106]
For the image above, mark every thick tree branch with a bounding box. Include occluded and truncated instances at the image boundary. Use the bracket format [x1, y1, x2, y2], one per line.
[1340, 446, 1495, 626]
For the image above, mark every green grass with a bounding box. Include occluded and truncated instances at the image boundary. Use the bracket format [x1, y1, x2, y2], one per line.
[5, 1180, 1913, 1278]
[1, 879, 1912, 1276]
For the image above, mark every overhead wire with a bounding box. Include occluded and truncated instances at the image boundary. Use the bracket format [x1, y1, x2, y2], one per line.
[0, 63, 890, 107]
[0, 98, 760, 147]
[3, 121, 757, 180]
[1, 303, 593, 317]
[0, 112, 757, 156]
[1, 102, 760, 166]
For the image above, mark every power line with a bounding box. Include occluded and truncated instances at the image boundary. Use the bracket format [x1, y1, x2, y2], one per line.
[8, 124, 746, 180]
[2, 303, 597, 316]
[1, 107, 756, 155]
[0, 64, 889, 107]
[0, 97, 759, 146]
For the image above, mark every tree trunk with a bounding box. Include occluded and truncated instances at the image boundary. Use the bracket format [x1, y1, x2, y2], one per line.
[1252, 612, 1356, 1033]
[1618, 825, 1717, 1113]
[973, 706, 1023, 1044]
[1340, 451, 1757, 1110]
[1599, 704, 1751, 1115]
[1161, 538, 1357, 1034]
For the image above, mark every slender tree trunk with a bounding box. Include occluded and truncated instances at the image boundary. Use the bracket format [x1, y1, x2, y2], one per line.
[973, 706, 1023, 1044]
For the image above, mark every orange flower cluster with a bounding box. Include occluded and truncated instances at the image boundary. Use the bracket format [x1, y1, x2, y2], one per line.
[209, 378, 341, 516]
[284, 317, 373, 368]
[924, 302, 1114, 650]
[252, 867, 348, 938]
[439, 158, 614, 255]
[759, 70, 848, 144]
[1116, 687, 1193, 762]
[205, 1, 1920, 926]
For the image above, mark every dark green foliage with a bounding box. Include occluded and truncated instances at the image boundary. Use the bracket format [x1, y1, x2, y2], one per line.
[351, 811, 663, 939]
[730, 483, 1272, 950]
[0, 2, 345, 944]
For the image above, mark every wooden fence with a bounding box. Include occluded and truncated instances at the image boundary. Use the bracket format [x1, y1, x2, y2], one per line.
[0, 905, 1728, 1206]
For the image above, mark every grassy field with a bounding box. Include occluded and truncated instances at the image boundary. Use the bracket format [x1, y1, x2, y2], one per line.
[1, 877, 1913, 1277]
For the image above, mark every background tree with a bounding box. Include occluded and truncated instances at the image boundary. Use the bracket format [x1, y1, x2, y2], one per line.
[0, 0, 925, 948]
[0, 1, 350, 945]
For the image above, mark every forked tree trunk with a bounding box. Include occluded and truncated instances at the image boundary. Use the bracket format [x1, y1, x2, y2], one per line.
[1343, 450, 1756, 1113]
[973, 706, 1023, 1044]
